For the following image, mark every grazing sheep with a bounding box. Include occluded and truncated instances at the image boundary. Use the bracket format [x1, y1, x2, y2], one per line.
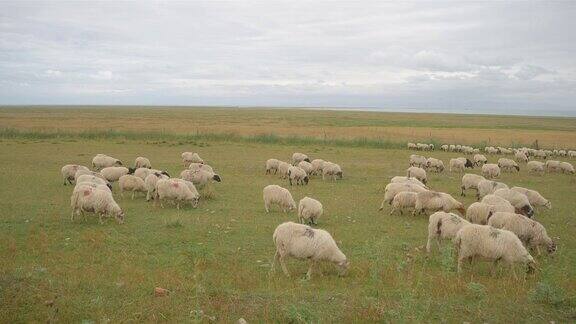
[409, 154, 427, 168]
[292, 152, 310, 165]
[382, 182, 429, 206]
[527, 161, 545, 175]
[390, 176, 427, 188]
[488, 212, 556, 255]
[493, 188, 534, 217]
[560, 161, 575, 174]
[426, 157, 444, 172]
[568, 150, 576, 158]
[189, 163, 214, 173]
[322, 162, 343, 181]
[481, 194, 516, 213]
[460, 173, 485, 197]
[426, 212, 470, 253]
[466, 202, 495, 225]
[407, 142, 417, 150]
[514, 151, 529, 163]
[297, 161, 313, 175]
[440, 144, 449, 151]
[92, 154, 123, 170]
[298, 197, 323, 225]
[310, 159, 325, 175]
[134, 168, 169, 180]
[473, 154, 488, 166]
[76, 175, 112, 191]
[118, 175, 147, 199]
[61, 164, 90, 185]
[71, 183, 124, 224]
[481, 163, 500, 179]
[278, 161, 291, 179]
[498, 158, 520, 173]
[263, 185, 296, 213]
[74, 169, 106, 181]
[144, 172, 170, 201]
[154, 178, 200, 209]
[477, 179, 508, 200]
[545, 160, 561, 173]
[406, 166, 427, 184]
[449, 158, 473, 172]
[386, 191, 418, 215]
[181, 152, 203, 166]
[266, 159, 280, 175]
[180, 169, 221, 188]
[272, 222, 349, 278]
[134, 156, 152, 169]
[413, 191, 465, 216]
[100, 166, 135, 182]
[288, 166, 309, 186]
[453, 224, 536, 279]
[510, 187, 551, 209]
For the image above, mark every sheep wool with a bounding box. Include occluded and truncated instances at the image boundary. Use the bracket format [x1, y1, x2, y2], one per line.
[266, 159, 280, 175]
[155, 178, 200, 209]
[510, 186, 551, 209]
[263, 185, 296, 213]
[134, 156, 152, 169]
[493, 188, 534, 217]
[144, 172, 169, 201]
[277, 161, 291, 179]
[71, 183, 124, 224]
[189, 163, 214, 173]
[181, 152, 204, 166]
[481, 163, 500, 179]
[118, 175, 147, 199]
[100, 166, 133, 182]
[387, 191, 418, 215]
[481, 194, 516, 213]
[426, 211, 470, 253]
[92, 154, 123, 170]
[460, 173, 485, 197]
[465, 202, 495, 225]
[322, 162, 343, 181]
[498, 158, 520, 173]
[390, 176, 427, 188]
[406, 166, 427, 184]
[382, 182, 428, 205]
[310, 159, 325, 175]
[180, 169, 221, 188]
[527, 161, 545, 175]
[291, 152, 310, 165]
[477, 179, 508, 199]
[298, 197, 323, 225]
[288, 166, 309, 186]
[487, 212, 556, 255]
[414, 191, 465, 216]
[61, 164, 90, 185]
[297, 161, 313, 175]
[473, 154, 488, 166]
[560, 162, 575, 174]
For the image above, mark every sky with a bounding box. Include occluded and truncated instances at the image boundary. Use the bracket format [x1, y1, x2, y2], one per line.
[1, 1, 575, 115]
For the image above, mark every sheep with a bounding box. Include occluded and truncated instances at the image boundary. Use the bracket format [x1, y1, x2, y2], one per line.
[485, 146, 499, 155]
[74, 169, 106, 181]
[477, 179, 508, 199]
[460, 173, 485, 197]
[266, 159, 280, 175]
[440, 144, 449, 151]
[473, 154, 488, 166]
[560, 161, 575, 174]
[382, 182, 429, 206]
[406, 166, 427, 184]
[449, 158, 473, 172]
[466, 202, 495, 225]
[481, 163, 500, 179]
[322, 162, 343, 181]
[407, 142, 417, 150]
[493, 188, 534, 217]
[426, 157, 445, 172]
[154, 178, 200, 209]
[390, 176, 427, 188]
[100, 166, 135, 182]
[188, 162, 214, 173]
[409, 154, 427, 168]
[180, 169, 221, 188]
[545, 160, 561, 173]
[487, 212, 556, 255]
[449, 144, 456, 152]
[386, 191, 418, 215]
[527, 161, 545, 175]
[271, 222, 349, 278]
[263, 185, 296, 213]
[569, 150, 576, 158]
[288, 166, 309, 185]
[292, 152, 310, 165]
[91, 154, 123, 170]
[297, 161, 313, 175]
[481, 194, 516, 213]
[310, 159, 325, 175]
[76, 174, 112, 191]
[498, 158, 520, 173]
[510, 186, 551, 209]
[144, 172, 169, 201]
[453, 224, 536, 279]
[118, 175, 147, 199]
[298, 197, 323, 225]
[181, 152, 203, 166]
[514, 151, 528, 163]
[71, 183, 124, 224]
[413, 191, 465, 216]
[534, 150, 547, 159]
[134, 156, 152, 169]
[426, 211, 470, 253]
[277, 161, 291, 179]
[134, 168, 169, 180]
[61, 164, 90, 185]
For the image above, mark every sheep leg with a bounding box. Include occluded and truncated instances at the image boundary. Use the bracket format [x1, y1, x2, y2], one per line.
[264, 202, 269, 213]
[379, 200, 386, 211]
[490, 260, 499, 277]
[289, 178, 292, 186]
[511, 263, 518, 280]
[306, 260, 316, 279]
[425, 237, 432, 253]
[99, 213, 104, 224]
[279, 255, 291, 277]
[270, 251, 279, 274]
[460, 186, 465, 197]
[131, 191, 135, 200]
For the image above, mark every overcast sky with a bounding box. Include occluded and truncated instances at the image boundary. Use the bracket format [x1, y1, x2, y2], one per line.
[1, 1, 575, 115]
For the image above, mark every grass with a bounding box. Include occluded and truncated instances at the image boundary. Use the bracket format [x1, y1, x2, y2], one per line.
[0, 107, 575, 322]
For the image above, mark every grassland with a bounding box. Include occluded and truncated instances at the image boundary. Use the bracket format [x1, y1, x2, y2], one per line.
[0, 107, 575, 322]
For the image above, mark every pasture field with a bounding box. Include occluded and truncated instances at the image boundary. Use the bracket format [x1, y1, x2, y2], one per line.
[1, 108, 576, 322]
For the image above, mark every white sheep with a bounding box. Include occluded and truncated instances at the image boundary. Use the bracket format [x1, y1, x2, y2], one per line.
[498, 158, 520, 173]
[118, 175, 147, 199]
[481, 163, 500, 179]
[473, 154, 488, 166]
[449, 158, 473, 172]
[493, 188, 534, 217]
[271, 222, 349, 278]
[288, 166, 309, 185]
[453, 224, 536, 279]
[180, 169, 221, 188]
[74, 169, 106, 181]
[61, 164, 90, 185]
[426, 157, 444, 172]
[390, 176, 427, 188]
[76, 174, 112, 191]
[426, 211, 470, 253]
[71, 183, 124, 224]
[386, 191, 417, 215]
[134, 156, 152, 169]
[487, 212, 556, 255]
[144, 172, 169, 201]
[545, 160, 561, 173]
[134, 168, 170, 180]
[514, 151, 528, 163]
[181, 152, 204, 166]
[100, 166, 134, 182]
[560, 161, 575, 174]
[310, 159, 325, 175]
[406, 166, 427, 184]
[322, 162, 343, 181]
[277, 161, 291, 179]
[298, 197, 323, 225]
[460, 173, 485, 197]
[465, 202, 495, 225]
[510, 186, 551, 209]
[481, 194, 516, 213]
[154, 178, 200, 209]
[409, 154, 427, 168]
[527, 161, 545, 175]
[407, 142, 417, 150]
[441, 144, 449, 151]
[477, 179, 508, 200]
[382, 182, 428, 206]
[413, 191, 466, 216]
[297, 161, 313, 175]
[263, 185, 296, 213]
[91, 154, 123, 170]
[266, 159, 280, 175]
[292, 152, 310, 165]
[189, 163, 214, 173]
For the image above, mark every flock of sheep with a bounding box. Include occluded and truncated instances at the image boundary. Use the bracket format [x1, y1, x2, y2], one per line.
[59, 141, 572, 279]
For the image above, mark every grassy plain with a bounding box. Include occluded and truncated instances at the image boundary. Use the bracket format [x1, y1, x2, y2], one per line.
[0, 107, 575, 322]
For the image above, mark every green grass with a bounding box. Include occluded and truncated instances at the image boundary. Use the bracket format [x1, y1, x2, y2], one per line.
[1, 134, 575, 322]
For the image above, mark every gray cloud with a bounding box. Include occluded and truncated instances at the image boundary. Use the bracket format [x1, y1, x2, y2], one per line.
[0, 1, 575, 115]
